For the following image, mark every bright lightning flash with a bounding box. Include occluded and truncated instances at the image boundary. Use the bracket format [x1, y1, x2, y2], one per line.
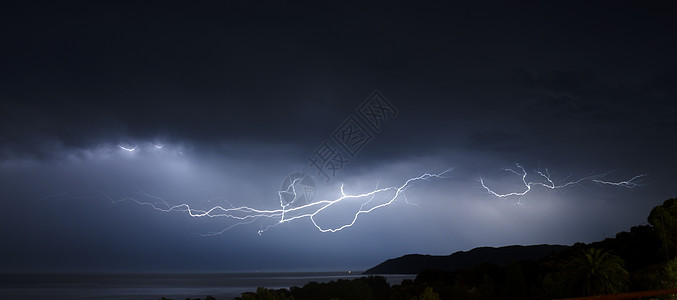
[117, 145, 137, 152]
[480, 164, 644, 203]
[112, 169, 452, 235]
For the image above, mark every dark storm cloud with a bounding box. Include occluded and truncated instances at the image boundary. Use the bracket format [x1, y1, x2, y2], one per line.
[2, 1, 674, 159]
[466, 130, 526, 152]
[0, 1, 364, 157]
[0, 1, 674, 156]
[505, 68, 677, 150]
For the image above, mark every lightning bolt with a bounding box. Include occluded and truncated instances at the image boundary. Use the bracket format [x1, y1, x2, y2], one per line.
[52, 144, 647, 235]
[115, 142, 187, 155]
[111, 169, 453, 235]
[117, 145, 137, 152]
[479, 163, 644, 203]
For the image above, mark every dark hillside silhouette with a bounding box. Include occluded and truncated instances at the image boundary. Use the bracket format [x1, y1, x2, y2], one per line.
[363, 244, 568, 274]
[233, 199, 677, 300]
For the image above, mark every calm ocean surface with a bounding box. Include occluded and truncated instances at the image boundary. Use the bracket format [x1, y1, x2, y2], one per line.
[0, 272, 416, 300]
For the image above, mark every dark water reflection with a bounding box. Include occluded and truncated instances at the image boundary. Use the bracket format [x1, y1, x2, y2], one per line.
[0, 272, 416, 299]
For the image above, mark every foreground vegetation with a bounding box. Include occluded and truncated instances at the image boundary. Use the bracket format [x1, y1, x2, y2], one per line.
[163, 198, 677, 300]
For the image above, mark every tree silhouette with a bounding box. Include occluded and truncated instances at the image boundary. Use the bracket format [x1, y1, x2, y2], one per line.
[648, 198, 677, 260]
[665, 257, 677, 289]
[504, 260, 527, 299]
[417, 287, 440, 300]
[562, 247, 629, 296]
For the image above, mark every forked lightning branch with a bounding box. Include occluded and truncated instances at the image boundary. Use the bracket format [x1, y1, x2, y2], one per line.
[102, 162, 642, 235]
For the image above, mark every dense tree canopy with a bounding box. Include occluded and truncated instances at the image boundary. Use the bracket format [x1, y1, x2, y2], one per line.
[561, 248, 629, 296]
[648, 198, 677, 260]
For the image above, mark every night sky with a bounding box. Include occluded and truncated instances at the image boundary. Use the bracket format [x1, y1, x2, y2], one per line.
[1, 1, 676, 272]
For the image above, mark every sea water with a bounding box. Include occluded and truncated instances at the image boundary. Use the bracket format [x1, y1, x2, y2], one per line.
[0, 272, 416, 299]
